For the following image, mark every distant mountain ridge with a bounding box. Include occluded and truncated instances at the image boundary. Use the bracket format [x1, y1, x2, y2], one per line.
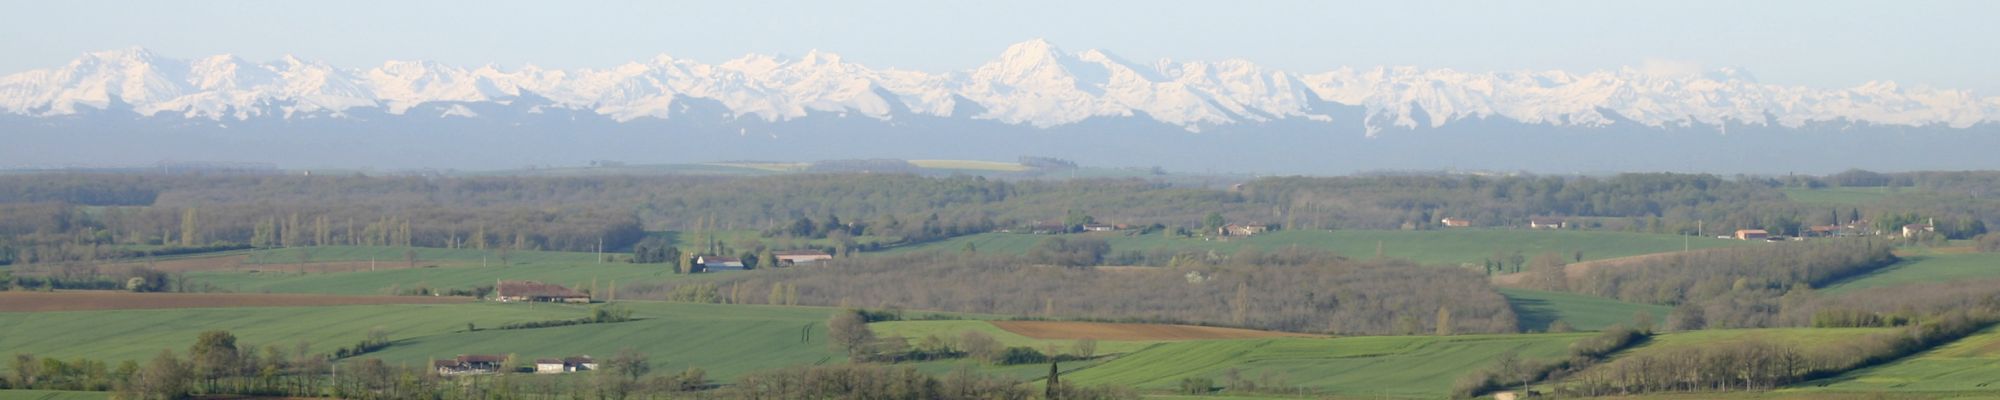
[5, 39, 1996, 134]
[5, 40, 2000, 174]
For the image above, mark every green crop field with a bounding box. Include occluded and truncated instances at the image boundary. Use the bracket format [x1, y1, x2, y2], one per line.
[1809, 324, 2000, 392]
[1500, 288, 1670, 332]
[1821, 253, 2000, 293]
[0, 390, 111, 400]
[1618, 328, 1895, 357]
[243, 245, 599, 265]
[872, 320, 1173, 356]
[0, 301, 846, 383]
[886, 229, 1748, 267]
[362, 302, 847, 382]
[185, 261, 693, 295]
[1062, 333, 1592, 398]
[1780, 187, 1903, 206]
[0, 302, 578, 372]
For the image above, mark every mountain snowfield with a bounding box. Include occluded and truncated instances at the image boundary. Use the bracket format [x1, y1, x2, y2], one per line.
[4, 39, 1996, 135]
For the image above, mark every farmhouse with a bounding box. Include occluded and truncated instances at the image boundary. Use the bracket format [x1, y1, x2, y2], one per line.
[433, 354, 504, 375]
[1807, 225, 1842, 238]
[494, 281, 590, 303]
[1902, 223, 1935, 238]
[772, 250, 833, 265]
[1735, 229, 1769, 241]
[698, 256, 746, 271]
[1528, 217, 1567, 229]
[1221, 224, 1268, 237]
[1441, 217, 1472, 228]
[1082, 223, 1122, 232]
[534, 356, 596, 374]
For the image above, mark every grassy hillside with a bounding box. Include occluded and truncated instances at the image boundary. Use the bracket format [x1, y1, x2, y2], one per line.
[0, 301, 844, 383]
[1821, 253, 2000, 293]
[886, 229, 1749, 267]
[871, 320, 1179, 356]
[1063, 333, 1591, 398]
[0, 302, 579, 371]
[1810, 324, 2000, 392]
[363, 302, 846, 382]
[242, 245, 600, 265]
[1500, 288, 1670, 332]
[185, 262, 692, 295]
[0, 391, 111, 400]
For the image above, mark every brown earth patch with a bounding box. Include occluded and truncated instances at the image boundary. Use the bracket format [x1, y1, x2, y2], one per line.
[990, 320, 1318, 341]
[0, 291, 470, 312]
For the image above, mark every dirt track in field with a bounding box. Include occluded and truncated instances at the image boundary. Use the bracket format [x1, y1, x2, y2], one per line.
[0, 291, 471, 312]
[990, 320, 1318, 341]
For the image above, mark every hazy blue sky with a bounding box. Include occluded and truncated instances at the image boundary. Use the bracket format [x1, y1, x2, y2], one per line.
[5, 0, 1995, 92]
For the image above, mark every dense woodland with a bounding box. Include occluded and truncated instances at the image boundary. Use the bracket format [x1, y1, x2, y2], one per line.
[627, 249, 1518, 335]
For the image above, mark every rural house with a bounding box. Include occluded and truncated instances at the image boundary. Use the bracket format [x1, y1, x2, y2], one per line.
[1735, 229, 1769, 241]
[1221, 223, 1268, 236]
[534, 356, 596, 374]
[1441, 217, 1472, 228]
[433, 354, 504, 376]
[1082, 223, 1121, 232]
[697, 256, 746, 271]
[1902, 223, 1935, 238]
[495, 281, 590, 303]
[772, 250, 833, 265]
[1528, 217, 1567, 229]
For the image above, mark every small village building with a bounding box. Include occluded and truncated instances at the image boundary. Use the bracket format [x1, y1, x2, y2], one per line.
[697, 256, 746, 271]
[1440, 218, 1472, 228]
[1528, 218, 1567, 229]
[1082, 223, 1121, 232]
[772, 250, 833, 265]
[532, 356, 595, 374]
[1735, 229, 1769, 241]
[1222, 224, 1268, 236]
[433, 355, 504, 376]
[534, 359, 566, 374]
[1902, 223, 1934, 238]
[1807, 225, 1842, 237]
[495, 281, 590, 303]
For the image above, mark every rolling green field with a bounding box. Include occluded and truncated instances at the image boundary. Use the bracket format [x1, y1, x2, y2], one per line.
[1780, 187, 1902, 206]
[887, 229, 1749, 267]
[1063, 333, 1591, 398]
[872, 320, 1167, 356]
[0, 302, 579, 371]
[243, 245, 600, 265]
[1615, 328, 1895, 357]
[185, 262, 693, 295]
[0, 391, 111, 400]
[1500, 288, 1670, 332]
[1821, 253, 2000, 293]
[363, 302, 846, 382]
[1811, 325, 2000, 392]
[0, 301, 845, 383]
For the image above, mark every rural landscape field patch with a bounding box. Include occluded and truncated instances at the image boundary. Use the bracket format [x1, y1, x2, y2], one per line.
[0, 291, 469, 312]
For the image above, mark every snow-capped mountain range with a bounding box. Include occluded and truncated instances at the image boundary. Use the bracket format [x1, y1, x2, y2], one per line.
[6, 39, 1996, 134]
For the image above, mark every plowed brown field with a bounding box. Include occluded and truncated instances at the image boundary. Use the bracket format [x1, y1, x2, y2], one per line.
[990, 320, 1317, 341]
[0, 291, 470, 312]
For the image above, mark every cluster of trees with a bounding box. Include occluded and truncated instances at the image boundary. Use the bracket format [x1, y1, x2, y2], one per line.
[634, 249, 1518, 335]
[1452, 321, 1653, 398]
[496, 305, 636, 330]
[4, 264, 177, 293]
[1559, 310, 1994, 396]
[1563, 239, 1895, 305]
[6, 330, 336, 399]
[825, 310, 1097, 365]
[720, 363, 1134, 400]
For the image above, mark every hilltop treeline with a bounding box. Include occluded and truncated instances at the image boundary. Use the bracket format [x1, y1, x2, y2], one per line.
[1565, 239, 1896, 305]
[629, 249, 1519, 335]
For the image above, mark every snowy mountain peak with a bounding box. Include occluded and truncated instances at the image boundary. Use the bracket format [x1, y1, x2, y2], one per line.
[1, 42, 1996, 132]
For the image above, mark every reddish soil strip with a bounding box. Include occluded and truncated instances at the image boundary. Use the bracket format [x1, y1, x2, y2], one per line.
[990, 320, 1318, 341]
[0, 291, 470, 312]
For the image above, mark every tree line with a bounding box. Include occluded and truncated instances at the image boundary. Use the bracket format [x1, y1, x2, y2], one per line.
[628, 249, 1519, 335]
